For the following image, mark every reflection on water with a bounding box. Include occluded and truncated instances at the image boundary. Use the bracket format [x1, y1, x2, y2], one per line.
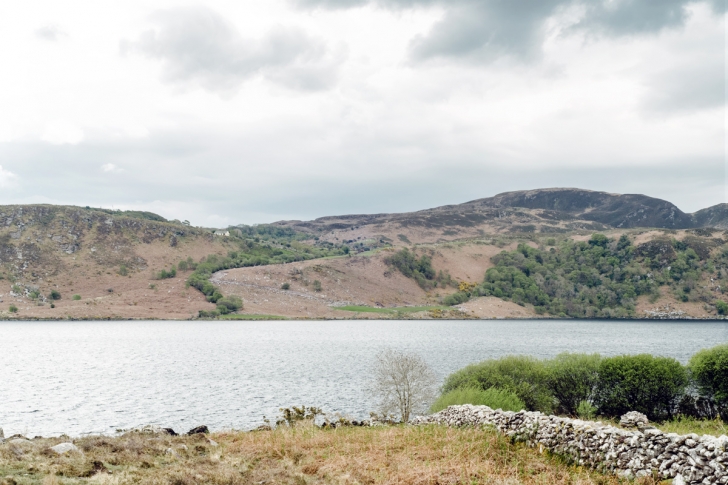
[1, 319, 726, 436]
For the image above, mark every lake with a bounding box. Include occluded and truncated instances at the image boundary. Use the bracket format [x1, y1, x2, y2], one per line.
[1, 319, 726, 437]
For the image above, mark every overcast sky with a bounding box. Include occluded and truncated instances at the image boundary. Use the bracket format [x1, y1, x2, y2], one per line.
[0, 0, 725, 226]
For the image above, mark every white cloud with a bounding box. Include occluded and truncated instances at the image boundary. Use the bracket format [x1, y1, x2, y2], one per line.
[41, 120, 84, 145]
[35, 24, 68, 42]
[0, 165, 18, 188]
[101, 163, 123, 173]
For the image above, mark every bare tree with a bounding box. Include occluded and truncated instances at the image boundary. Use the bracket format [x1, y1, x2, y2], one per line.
[372, 348, 437, 423]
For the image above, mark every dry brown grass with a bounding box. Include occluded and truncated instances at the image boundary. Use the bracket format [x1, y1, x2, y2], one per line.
[0, 424, 665, 485]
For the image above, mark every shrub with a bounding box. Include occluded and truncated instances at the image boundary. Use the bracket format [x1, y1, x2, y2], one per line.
[216, 295, 243, 314]
[118, 265, 128, 276]
[430, 387, 525, 413]
[8, 304, 17, 313]
[689, 344, 728, 420]
[281, 282, 290, 290]
[177, 260, 188, 272]
[545, 353, 601, 415]
[198, 309, 220, 318]
[442, 356, 554, 413]
[576, 400, 597, 420]
[156, 267, 177, 279]
[716, 300, 728, 315]
[48, 290, 61, 300]
[72, 294, 81, 301]
[313, 280, 322, 292]
[593, 354, 688, 420]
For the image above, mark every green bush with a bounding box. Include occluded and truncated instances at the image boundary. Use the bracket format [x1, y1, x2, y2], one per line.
[593, 354, 688, 420]
[442, 356, 554, 413]
[216, 295, 243, 314]
[8, 304, 17, 313]
[545, 353, 601, 415]
[72, 294, 81, 301]
[48, 289, 61, 300]
[716, 300, 728, 315]
[281, 282, 290, 290]
[313, 280, 322, 292]
[430, 387, 525, 413]
[156, 267, 177, 279]
[689, 344, 728, 420]
[576, 400, 597, 420]
[118, 265, 128, 276]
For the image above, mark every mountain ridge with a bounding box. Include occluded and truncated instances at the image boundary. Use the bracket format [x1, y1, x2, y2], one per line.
[274, 188, 728, 234]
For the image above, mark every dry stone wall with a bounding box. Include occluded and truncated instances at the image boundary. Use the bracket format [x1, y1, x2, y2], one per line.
[413, 405, 728, 484]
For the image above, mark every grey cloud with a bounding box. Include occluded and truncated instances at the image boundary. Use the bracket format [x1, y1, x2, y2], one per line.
[0, 129, 723, 225]
[295, 0, 724, 64]
[35, 24, 68, 42]
[409, 0, 564, 62]
[122, 7, 342, 95]
[643, 60, 725, 113]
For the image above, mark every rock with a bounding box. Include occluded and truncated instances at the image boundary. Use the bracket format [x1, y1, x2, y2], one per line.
[165, 447, 178, 457]
[162, 427, 178, 436]
[187, 425, 209, 435]
[8, 439, 31, 445]
[620, 411, 650, 429]
[50, 442, 79, 455]
[208, 439, 219, 447]
[0, 428, 4, 439]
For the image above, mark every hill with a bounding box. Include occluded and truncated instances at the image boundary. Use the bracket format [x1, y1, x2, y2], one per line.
[273, 188, 728, 247]
[1, 189, 726, 320]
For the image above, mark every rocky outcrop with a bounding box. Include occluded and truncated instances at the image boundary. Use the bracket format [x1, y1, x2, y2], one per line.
[413, 405, 728, 484]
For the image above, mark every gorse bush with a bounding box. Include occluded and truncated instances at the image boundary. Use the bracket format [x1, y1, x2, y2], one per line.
[430, 387, 525, 413]
[8, 304, 17, 313]
[72, 294, 81, 301]
[48, 289, 61, 300]
[593, 354, 688, 421]
[689, 344, 728, 420]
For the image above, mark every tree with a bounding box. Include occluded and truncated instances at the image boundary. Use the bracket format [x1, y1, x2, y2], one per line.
[689, 344, 728, 420]
[372, 349, 437, 423]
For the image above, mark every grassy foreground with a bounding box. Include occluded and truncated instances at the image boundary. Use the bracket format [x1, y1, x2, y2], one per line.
[0, 424, 662, 485]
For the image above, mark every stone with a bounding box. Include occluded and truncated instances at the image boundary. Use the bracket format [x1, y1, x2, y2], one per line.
[50, 442, 79, 454]
[187, 425, 209, 435]
[673, 473, 686, 485]
[8, 439, 31, 445]
[0, 428, 4, 439]
[162, 428, 178, 436]
[620, 411, 650, 429]
[208, 439, 219, 447]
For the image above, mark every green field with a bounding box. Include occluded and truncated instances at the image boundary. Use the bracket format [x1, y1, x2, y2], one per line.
[332, 305, 446, 314]
[220, 313, 287, 320]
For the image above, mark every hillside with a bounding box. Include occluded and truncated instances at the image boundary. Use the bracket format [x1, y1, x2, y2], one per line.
[0, 205, 229, 319]
[273, 188, 728, 247]
[1, 189, 727, 320]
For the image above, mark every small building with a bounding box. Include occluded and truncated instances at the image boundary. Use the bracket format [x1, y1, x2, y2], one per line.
[213, 230, 230, 237]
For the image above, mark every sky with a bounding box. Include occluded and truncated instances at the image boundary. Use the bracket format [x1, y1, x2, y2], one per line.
[0, 0, 725, 227]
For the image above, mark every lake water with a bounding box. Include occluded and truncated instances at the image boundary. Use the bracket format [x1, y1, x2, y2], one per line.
[1, 319, 726, 437]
